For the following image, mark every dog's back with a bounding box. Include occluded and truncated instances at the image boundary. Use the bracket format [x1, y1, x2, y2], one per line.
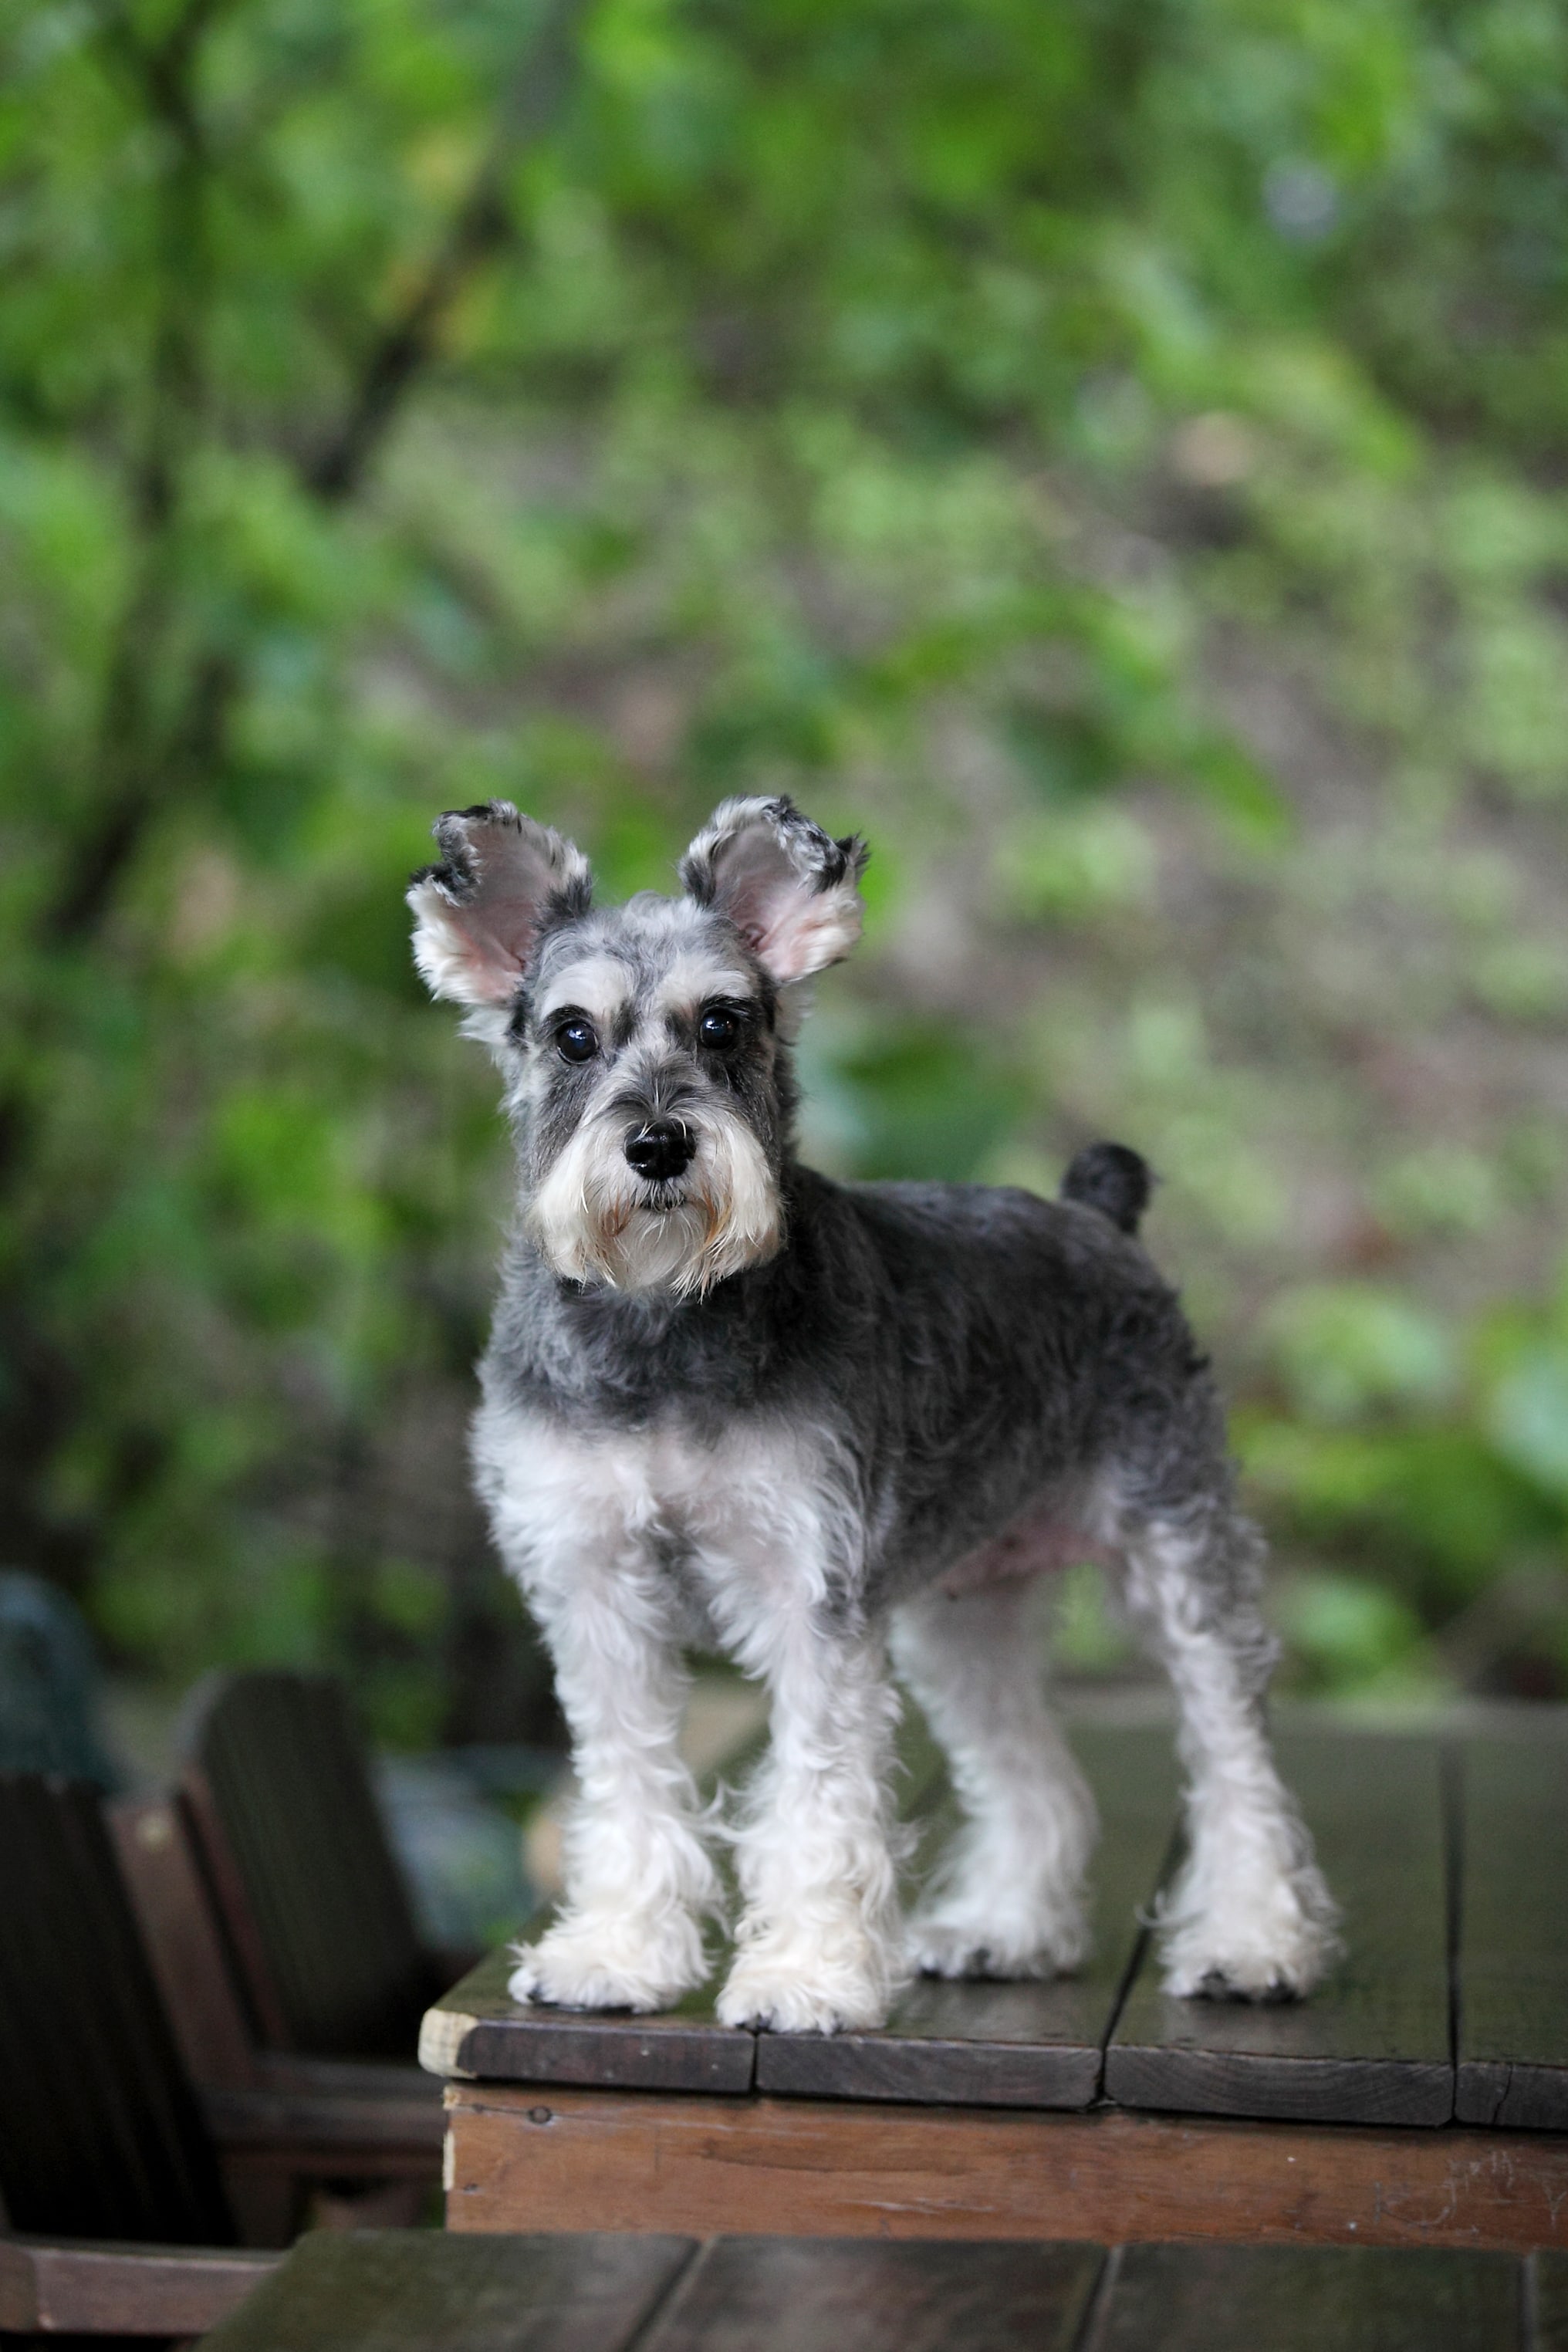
[806, 1154, 1218, 1607]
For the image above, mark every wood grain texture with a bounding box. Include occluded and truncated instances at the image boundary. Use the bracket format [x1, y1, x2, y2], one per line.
[1085, 2243, 1520, 2352]
[0, 1772, 238, 2246]
[422, 1948, 757, 2093]
[642, 2237, 1103, 2352]
[197, 2226, 695, 2352]
[1107, 1730, 1453, 2125]
[755, 1726, 1174, 2107]
[444, 2084, 1568, 2252]
[183, 1670, 437, 2060]
[109, 1792, 261, 2091]
[1455, 1730, 1568, 2131]
[0, 2235, 279, 2335]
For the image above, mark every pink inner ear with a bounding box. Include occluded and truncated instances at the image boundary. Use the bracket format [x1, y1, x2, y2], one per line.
[728, 878, 794, 959]
[457, 911, 530, 1000]
[729, 874, 860, 984]
[756, 894, 834, 983]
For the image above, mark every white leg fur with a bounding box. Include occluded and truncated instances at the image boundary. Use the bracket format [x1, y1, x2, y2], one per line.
[713, 1614, 905, 2034]
[890, 1582, 1097, 1979]
[1122, 1511, 1340, 2000]
[478, 1411, 720, 2013]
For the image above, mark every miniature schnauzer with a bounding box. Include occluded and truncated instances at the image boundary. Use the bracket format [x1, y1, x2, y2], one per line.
[410, 795, 1337, 2033]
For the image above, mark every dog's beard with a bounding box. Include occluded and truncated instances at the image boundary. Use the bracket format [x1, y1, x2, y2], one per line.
[527, 1107, 784, 1296]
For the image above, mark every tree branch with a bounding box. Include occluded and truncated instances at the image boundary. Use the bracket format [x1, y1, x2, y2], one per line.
[306, 0, 585, 505]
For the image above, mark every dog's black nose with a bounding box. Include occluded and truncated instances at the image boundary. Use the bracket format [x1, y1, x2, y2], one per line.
[623, 1120, 694, 1183]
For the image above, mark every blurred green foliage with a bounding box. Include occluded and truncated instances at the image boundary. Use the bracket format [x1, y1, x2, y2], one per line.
[3, 0, 1568, 1734]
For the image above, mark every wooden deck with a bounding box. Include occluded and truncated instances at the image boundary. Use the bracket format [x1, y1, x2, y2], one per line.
[195, 2226, 1568, 2351]
[421, 1715, 1568, 2249]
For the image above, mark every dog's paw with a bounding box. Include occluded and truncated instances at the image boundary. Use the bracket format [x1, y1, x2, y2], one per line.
[716, 1958, 887, 2035]
[716, 1920, 895, 2034]
[1161, 1943, 1306, 2003]
[907, 1907, 1088, 1982]
[509, 1914, 705, 2016]
[1159, 1872, 1340, 2004]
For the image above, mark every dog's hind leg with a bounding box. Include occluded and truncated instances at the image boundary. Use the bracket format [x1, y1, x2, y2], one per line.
[890, 1580, 1097, 1979]
[1119, 1499, 1340, 2000]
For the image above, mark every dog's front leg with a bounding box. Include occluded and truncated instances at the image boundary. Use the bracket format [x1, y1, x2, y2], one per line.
[506, 1547, 719, 2016]
[715, 1613, 904, 2034]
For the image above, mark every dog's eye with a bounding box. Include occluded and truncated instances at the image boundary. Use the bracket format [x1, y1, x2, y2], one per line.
[556, 1019, 599, 1064]
[698, 1006, 740, 1051]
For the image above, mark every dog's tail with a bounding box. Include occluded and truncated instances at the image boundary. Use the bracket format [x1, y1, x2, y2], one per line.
[1060, 1141, 1151, 1236]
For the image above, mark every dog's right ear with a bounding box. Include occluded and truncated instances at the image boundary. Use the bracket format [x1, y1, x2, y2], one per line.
[408, 802, 592, 1009]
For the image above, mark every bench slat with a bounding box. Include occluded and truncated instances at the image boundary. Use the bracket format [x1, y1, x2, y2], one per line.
[1104, 1731, 1453, 2125]
[1455, 1729, 1568, 2130]
[184, 1671, 435, 2060]
[0, 2239, 279, 2337]
[197, 2227, 697, 2351]
[641, 2237, 1103, 2352]
[1085, 2244, 1520, 2352]
[0, 1773, 237, 2245]
[755, 1725, 1174, 2104]
[421, 1945, 758, 2093]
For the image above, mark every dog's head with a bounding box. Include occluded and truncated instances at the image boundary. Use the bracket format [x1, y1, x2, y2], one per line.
[409, 796, 867, 1295]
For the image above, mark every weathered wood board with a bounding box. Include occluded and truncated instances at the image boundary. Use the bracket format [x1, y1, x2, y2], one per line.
[1455, 1729, 1568, 2131]
[444, 2083, 1568, 2252]
[1106, 1732, 1453, 2125]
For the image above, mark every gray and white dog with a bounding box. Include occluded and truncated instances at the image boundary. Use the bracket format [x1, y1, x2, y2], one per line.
[410, 793, 1337, 2033]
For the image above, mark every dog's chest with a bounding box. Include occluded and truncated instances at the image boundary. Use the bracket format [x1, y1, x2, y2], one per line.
[474, 1400, 847, 1629]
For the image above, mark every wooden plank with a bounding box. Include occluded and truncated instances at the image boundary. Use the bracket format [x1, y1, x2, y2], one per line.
[203, 2073, 444, 2153]
[109, 1791, 260, 2090]
[1455, 1729, 1568, 2131]
[1106, 1730, 1452, 2126]
[1086, 2242, 1521, 2352]
[642, 2237, 1103, 2352]
[181, 1764, 296, 2050]
[1536, 2253, 1568, 2352]
[184, 1671, 434, 2060]
[421, 1947, 757, 2094]
[756, 1726, 1174, 2107]
[198, 2225, 696, 2352]
[0, 1772, 237, 2245]
[445, 2083, 1568, 2252]
[0, 2236, 279, 2336]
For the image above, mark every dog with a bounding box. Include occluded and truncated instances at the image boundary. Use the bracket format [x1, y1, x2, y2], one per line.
[409, 793, 1338, 2033]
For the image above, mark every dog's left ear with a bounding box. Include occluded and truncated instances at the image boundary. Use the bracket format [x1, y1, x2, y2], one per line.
[679, 796, 867, 984]
[408, 801, 592, 1007]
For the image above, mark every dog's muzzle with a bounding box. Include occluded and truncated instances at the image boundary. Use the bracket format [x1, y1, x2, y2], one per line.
[623, 1119, 695, 1184]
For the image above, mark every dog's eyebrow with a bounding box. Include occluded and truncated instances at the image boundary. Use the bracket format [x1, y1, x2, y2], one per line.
[536, 958, 634, 1027]
[651, 955, 757, 1015]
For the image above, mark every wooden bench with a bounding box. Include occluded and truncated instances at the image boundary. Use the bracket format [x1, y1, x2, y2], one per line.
[421, 1715, 1568, 2250]
[0, 1770, 442, 2333]
[178, 1668, 459, 2060]
[195, 2224, 1568, 2350]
